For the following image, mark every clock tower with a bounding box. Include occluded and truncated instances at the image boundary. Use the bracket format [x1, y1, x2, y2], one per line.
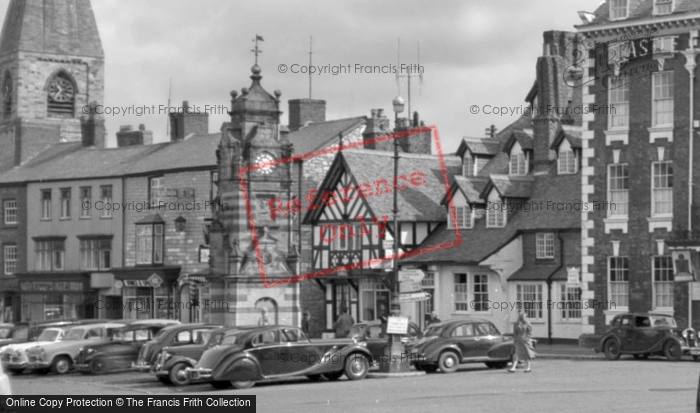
[0, 0, 105, 168]
[209, 63, 300, 327]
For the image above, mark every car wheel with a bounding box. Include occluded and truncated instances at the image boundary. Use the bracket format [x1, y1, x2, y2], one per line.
[485, 361, 509, 369]
[664, 341, 682, 361]
[51, 356, 72, 374]
[211, 381, 232, 389]
[438, 351, 459, 374]
[632, 354, 649, 360]
[344, 354, 369, 380]
[306, 374, 324, 381]
[89, 357, 107, 374]
[322, 371, 344, 381]
[693, 355, 699, 362]
[231, 380, 255, 389]
[603, 339, 621, 361]
[7, 368, 23, 376]
[168, 363, 191, 387]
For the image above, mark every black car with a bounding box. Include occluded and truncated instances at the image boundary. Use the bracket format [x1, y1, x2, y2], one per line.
[594, 312, 700, 361]
[153, 326, 258, 386]
[75, 320, 179, 374]
[132, 323, 222, 372]
[405, 318, 511, 373]
[186, 325, 374, 389]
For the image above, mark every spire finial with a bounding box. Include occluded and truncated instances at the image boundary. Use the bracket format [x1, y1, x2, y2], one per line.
[251, 34, 264, 65]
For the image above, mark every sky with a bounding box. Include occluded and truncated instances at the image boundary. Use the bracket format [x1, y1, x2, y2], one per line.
[0, 0, 604, 152]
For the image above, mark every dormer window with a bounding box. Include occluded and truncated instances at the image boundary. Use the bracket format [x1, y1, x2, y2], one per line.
[509, 142, 529, 176]
[654, 0, 673, 15]
[448, 205, 473, 229]
[610, 0, 629, 20]
[486, 191, 506, 228]
[557, 140, 578, 174]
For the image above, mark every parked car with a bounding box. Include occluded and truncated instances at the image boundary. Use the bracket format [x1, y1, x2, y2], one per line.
[405, 318, 511, 373]
[131, 323, 222, 372]
[348, 320, 421, 360]
[24, 322, 124, 374]
[486, 336, 537, 362]
[0, 361, 11, 395]
[75, 320, 179, 374]
[0, 327, 70, 374]
[595, 312, 700, 361]
[186, 325, 374, 389]
[153, 326, 258, 386]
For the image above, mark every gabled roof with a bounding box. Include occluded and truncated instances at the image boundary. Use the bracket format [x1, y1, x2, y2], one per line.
[502, 129, 534, 154]
[480, 175, 535, 200]
[550, 127, 583, 150]
[0, 133, 219, 184]
[304, 149, 461, 223]
[287, 117, 366, 155]
[442, 176, 488, 206]
[456, 137, 500, 158]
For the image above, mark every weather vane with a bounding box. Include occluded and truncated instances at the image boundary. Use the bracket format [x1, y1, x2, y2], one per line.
[252, 34, 264, 65]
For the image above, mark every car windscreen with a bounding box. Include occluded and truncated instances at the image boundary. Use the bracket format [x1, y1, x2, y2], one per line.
[64, 328, 85, 340]
[421, 325, 443, 337]
[650, 316, 677, 328]
[153, 328, 169, 341]
[36, 329, 60, 342]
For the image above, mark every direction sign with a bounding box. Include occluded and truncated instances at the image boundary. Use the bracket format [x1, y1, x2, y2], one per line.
[399, 269, 425, 283]
[400, 281, 423, 293]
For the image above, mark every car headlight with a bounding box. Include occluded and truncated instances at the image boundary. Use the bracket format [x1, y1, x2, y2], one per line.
[87, 348, 96, 355]
[683, 330, 689, 339]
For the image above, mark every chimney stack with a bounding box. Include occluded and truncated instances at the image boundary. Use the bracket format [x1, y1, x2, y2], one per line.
[288, 99, 326, 132]
[362, 108, 391, 150]
[116, 124, 153, 147]
[169, 100, 209, 141]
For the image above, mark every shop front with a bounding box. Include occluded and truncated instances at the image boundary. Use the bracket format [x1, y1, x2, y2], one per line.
[103, 267, 181, 320]
[16, 273, 97, 322]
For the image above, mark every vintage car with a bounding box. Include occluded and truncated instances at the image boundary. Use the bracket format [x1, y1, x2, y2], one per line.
[153, 326, 258, 386]
[186, 325, 374, 389]
[0, 326, 72, 374]
[24, 322, 124, 374]
[595, 312, 700, 361]
[131, 323, 222, 372]
[405, 318, 511, 373]
[348, 320, 421, 360]
[75, 320, 179, 374]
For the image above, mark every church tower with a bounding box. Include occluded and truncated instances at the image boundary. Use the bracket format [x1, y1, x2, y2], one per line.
[0, 0, 105, 167]
[210, 62, 301, 327]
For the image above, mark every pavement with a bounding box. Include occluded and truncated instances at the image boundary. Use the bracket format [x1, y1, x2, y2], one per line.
[534, 343, 604, 360]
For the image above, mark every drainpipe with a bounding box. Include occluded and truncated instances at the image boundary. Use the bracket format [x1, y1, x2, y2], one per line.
[682, 30, 699, 329]
[546, 231, 566, 345]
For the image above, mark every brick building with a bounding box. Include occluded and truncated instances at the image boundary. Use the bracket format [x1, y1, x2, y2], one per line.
[576, 0, 700, 334]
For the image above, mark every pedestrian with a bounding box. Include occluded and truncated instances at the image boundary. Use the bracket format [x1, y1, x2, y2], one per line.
[508, 310, 535, 373]
[427, 312, 441, 325]
[301, 311, 310, 336]
[258, 308, 270, 326]
[333, 308, 354, 338]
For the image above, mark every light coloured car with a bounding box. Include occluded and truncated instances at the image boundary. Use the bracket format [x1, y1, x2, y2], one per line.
[0, 327, 68, 374]
[25, 323, 124, 374]
[0, 360, 11, 395]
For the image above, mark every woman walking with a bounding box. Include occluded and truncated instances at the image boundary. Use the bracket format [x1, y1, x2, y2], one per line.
[508, 311, 535, 373]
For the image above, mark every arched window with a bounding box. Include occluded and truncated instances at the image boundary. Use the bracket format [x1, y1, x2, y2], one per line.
[2, 72, 12, 119]
[47, 72, 75, 116]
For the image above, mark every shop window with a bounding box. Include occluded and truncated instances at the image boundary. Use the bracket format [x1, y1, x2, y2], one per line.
[360, 280, 389, 321]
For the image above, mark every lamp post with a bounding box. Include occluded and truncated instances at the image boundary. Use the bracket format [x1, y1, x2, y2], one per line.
[379, 96, 410, 373]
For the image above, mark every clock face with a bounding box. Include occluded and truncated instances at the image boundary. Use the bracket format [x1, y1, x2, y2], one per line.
[48, 77, 74, 102]
[255, 152, 276, 175]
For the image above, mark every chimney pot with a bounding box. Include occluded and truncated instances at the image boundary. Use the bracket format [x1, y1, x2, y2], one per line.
[139, 124, 145, 131]
[183, 100, 189, 109]
[371, 109, 378, 117]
